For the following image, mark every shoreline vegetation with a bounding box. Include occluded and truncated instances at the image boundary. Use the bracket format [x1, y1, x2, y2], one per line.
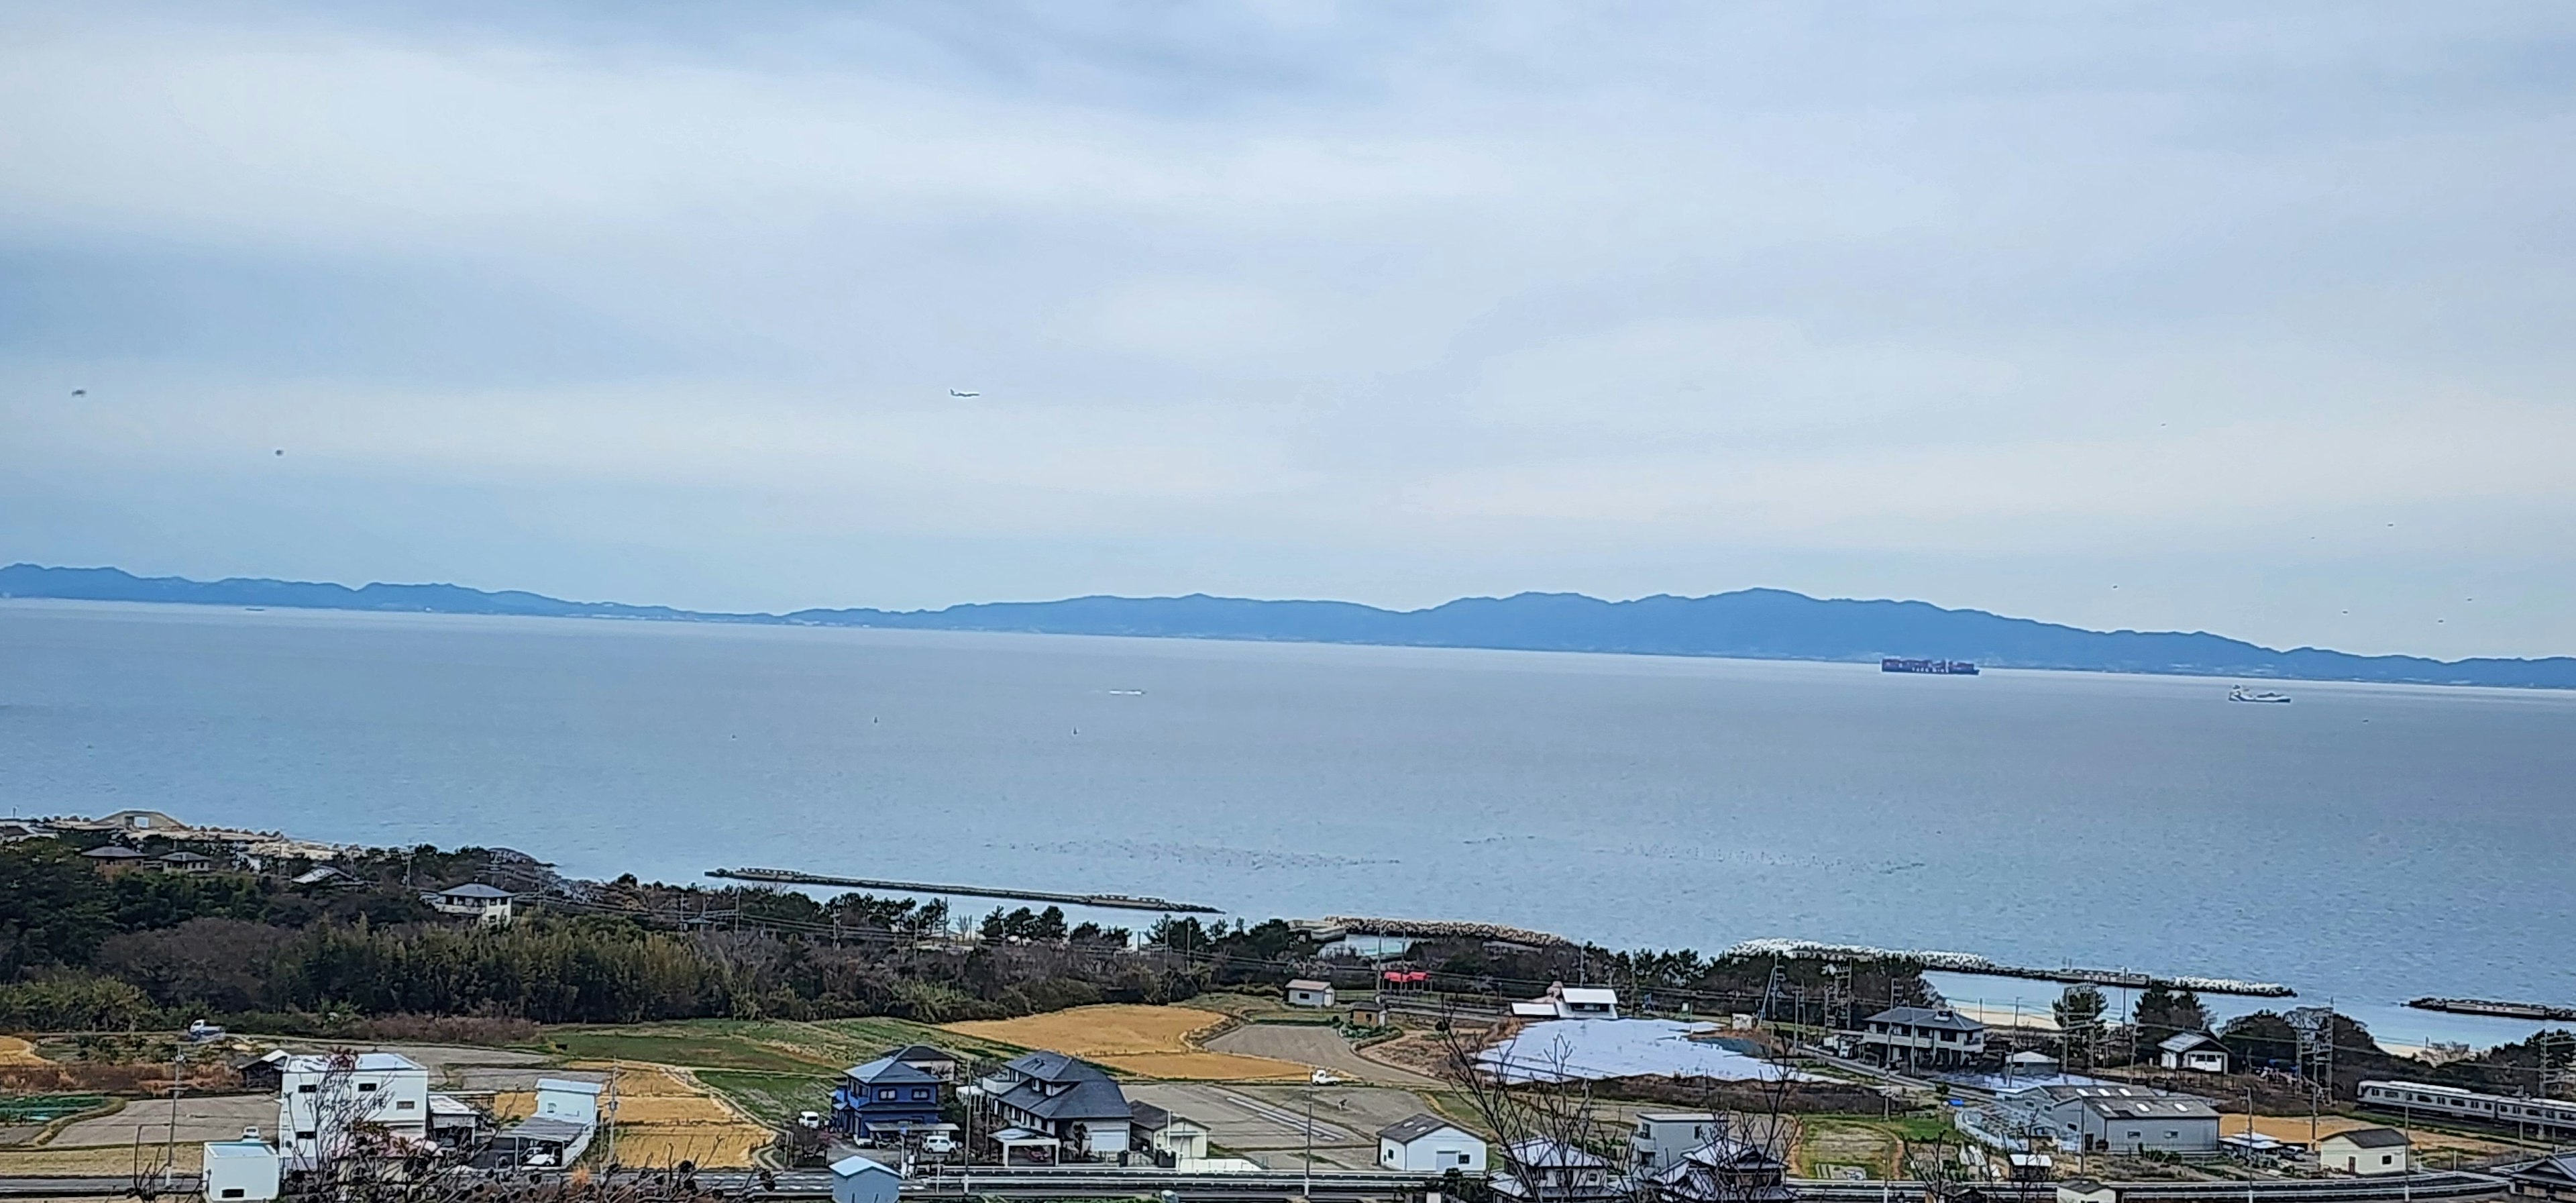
[6, 562, 2572, 690]
[4, 831, 2569, 1112]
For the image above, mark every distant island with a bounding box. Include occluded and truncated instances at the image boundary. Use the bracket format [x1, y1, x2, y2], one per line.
[6, 562, 2571, 690]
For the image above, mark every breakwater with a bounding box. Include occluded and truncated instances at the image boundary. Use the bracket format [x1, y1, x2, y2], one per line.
[1726, 938, 2296, 997]
[706, 868, 1220, 914]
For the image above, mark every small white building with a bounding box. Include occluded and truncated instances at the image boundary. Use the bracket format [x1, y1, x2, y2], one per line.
[2057, 1179, 2119, 1203]
[1629, 1112, 1720, 1174]
[531, 1078, 603, 1128]
[2319, 1128, 2412, 1176]
[203, 1132, 282, 1202]
[828, 1155, 902, 1203]
[277, 1053, 431, 1169]
[1529, 983, 1618, 1020]
[423, 882, 515, 923]
[1130, 1101, 1210, 1161]
[1286, 979, 1336, 1008]
[1379, 1113, 1487, 1173]
[2158, 1032, 2230, 1074]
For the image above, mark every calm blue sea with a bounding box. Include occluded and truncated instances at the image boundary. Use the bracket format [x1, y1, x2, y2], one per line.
[3, 600, 2570, 1047]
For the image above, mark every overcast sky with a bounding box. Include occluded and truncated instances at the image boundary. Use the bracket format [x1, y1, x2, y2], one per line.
[4, 2, 2573, 658]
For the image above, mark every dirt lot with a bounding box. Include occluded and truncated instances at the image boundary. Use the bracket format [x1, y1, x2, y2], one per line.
[46, 1094, 273, 1149]
[1123, 1083, 1447, 1171]
[2238, 1114, 2515, 1159]
[943, 1005, 1309, 1081]
[0, 1143, 205, 1174]
[1205, 1025, 1441, 1088]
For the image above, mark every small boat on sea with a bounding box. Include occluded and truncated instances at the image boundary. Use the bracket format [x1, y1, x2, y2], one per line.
[2229, 686, 2291, 704]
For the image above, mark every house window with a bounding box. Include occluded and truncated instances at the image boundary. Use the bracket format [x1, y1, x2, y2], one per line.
[912, 1089, 931, 1100]
[221, 1190, 245, 1199]
[297, 1131, 317, 1141]
[396, 1100, 416, 1110]
[298, 1085, 318, 1094]
[358, 1083, 378, 1092]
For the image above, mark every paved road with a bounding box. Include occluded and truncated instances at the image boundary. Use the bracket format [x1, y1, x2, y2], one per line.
[1204, 1025, 1442, 1088]
[1126, 1084, 1439, 1171]
[46, 1095, 271, 1149]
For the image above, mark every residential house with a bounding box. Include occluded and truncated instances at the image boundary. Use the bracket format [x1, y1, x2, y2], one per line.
[2157, 1033, 2230, 1074]
[2004, 1050, 2063, 1082]
[1849, 1006, 1986, 1070]
[1378, 1114, 1487, 1173]
[276, 1053, 433, 1169]
[983, 1050, 1132, 1161]
[423, 882, 515, 923]
[1286, 979, 1336, 1008]
[833, 1054, 944, 1139]
[1644, 1135, 1794, 1203]
[1493, 1137, 1619, 1203]
[2318, 1128, 2411, 1176]
[885, 1044, 962, 1082]
[81, 845, 150, 876]
[0, 821, 53, 843]
[1998, 1084, 2220, 1155]
[203, 1133, 283, 1202]
[157, 850, 216, 874]
[2506, 1153, 2576, 1201]
[1130, 1102, 1210, 1163]
[291, 866, 361, 888]
[1630, 1112, 1722, 1175]
[828, 1155, 902, 1203]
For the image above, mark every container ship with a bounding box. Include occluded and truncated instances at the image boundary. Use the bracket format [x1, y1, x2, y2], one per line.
[1882, 658, 1979, 675]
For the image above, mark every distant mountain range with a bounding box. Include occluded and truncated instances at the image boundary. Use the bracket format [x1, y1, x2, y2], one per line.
[6, 562, 2570, 689]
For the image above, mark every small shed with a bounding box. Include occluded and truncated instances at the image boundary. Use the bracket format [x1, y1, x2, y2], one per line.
[235, 1050, 290, 1094]
[1379, 1113, 1487, 1173]
[1286, 979, 1335, 1008]
[828, 1154, 902, 1203]
[2057, 1179, 2118, 1203]
[2320, 1128, 2411, 1176]
[203, 1133, 282, 1202]
[2159, 1032, 2230, 1074]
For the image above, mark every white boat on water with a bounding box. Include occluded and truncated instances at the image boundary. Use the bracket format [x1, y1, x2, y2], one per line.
[2229, 686, 2291, 704]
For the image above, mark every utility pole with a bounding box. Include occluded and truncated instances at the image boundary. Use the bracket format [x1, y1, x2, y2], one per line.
[1303, 1088, 1314, 1200]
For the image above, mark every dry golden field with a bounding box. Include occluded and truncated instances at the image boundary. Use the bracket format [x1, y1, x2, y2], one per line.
[495, 1063, 772, 1168]
[943, 1005, 1309, 1081]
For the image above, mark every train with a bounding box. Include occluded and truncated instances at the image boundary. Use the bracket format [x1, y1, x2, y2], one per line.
[2357, 1080, 2576, 1139]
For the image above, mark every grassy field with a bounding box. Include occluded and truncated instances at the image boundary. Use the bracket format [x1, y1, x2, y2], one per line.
[697, 1070, 831, 1127]
[1792, 1112, 1965, 1179]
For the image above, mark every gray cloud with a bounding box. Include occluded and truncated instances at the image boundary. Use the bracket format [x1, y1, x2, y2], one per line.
[3, 1, 2572, 656]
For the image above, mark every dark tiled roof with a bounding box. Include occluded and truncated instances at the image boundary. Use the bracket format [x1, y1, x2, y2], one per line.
[2328, 1128, 2411, 1149]
[1130, 1101, 1171, 1129]
[1002, 1077, 1131, 1122]
[438, 882, 514, 898]
[845, 1055, 939, 1086]
[1005, 1049, 1110, 1084]
[888, 1044, 957, 1063]
[1865, 1006, 1984, 1032]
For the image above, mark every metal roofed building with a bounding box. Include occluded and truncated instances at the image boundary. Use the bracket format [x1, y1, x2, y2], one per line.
[1379, 1113, 1486, 1173]
[1494, 1137, 1620, 1203]
[203, 1133, 282, 1202]
[1286, 978, 1336, 1008]
[2000, 1084, 2220, 1154]
[2318, 1127, 2412, 1176]
[2158, 1031, 2230, 1074]
[1644, 1135, 1795, 1203]
[2506, 1152, 2576, 1201]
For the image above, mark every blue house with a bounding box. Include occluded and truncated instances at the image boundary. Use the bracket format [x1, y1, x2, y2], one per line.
[832, 1053, 944, 1138]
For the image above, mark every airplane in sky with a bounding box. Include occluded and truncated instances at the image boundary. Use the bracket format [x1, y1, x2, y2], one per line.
[949, 388, 980, 397]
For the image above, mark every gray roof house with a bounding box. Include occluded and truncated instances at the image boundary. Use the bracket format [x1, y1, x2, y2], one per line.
[988, 1051, 1133, 1160]
[1850, 1005, 1987, 1069]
